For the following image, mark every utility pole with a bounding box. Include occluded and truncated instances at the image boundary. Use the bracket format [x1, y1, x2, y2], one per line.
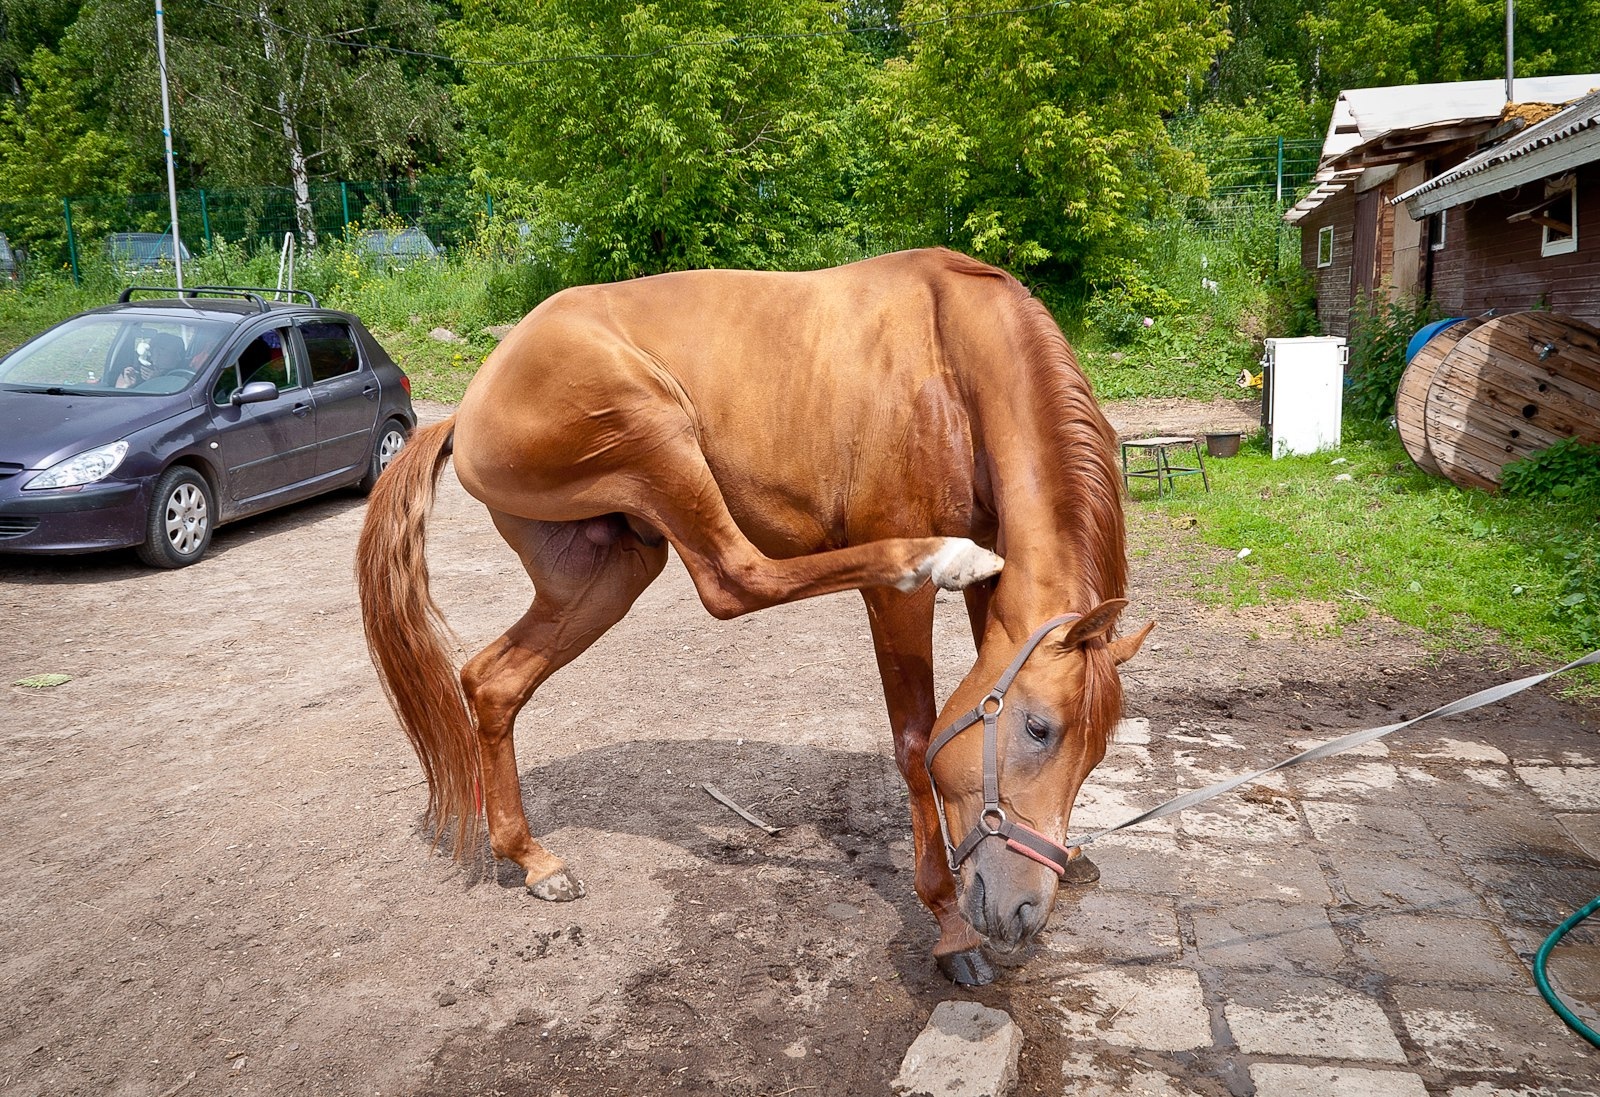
[155, 0, 185, 287]
[1506, 0, 1516, 104]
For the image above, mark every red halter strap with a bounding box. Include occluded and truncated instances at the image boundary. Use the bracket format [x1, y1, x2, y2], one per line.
[923, 612, 1085, 879]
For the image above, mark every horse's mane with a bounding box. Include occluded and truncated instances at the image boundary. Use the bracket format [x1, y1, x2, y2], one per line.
[933, 249, 1129, 735]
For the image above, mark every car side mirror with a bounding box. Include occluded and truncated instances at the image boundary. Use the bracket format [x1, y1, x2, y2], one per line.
[231, 380, 280, 406]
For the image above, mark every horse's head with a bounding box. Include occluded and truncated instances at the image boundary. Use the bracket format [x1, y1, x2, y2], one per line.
[928, 599, 1153, 952]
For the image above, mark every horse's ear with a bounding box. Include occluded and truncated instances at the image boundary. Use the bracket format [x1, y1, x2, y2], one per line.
[1056, 599, 1128, 648]
[1106, 619, 1155, 666]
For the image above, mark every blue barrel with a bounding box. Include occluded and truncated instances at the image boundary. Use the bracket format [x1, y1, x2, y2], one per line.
[1406, 318, 1466, 364]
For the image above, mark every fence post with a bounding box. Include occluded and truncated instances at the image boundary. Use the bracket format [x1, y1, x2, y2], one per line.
[486, 192, 494, 220]
[63, 197, 80, 284]
[199, 189, 213, 249]
[340, 181, 351, 237]
[1275, 137, 1285, 205]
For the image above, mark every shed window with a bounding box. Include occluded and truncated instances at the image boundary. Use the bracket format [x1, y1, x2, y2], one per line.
[1429, 212, 1447, 251]
[1317, 225, 1333, 267]
[1540, 179, 1578, 257]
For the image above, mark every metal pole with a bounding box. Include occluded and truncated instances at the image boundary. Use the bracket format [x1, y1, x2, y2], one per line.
[1506, 0, 1515, 104]
[63, 198, 80, 284]
[1276, 137, 1285, 204]
[154, 0, 185, 287]
[340, 181, 350, 237]
[199, 189, 212, 248]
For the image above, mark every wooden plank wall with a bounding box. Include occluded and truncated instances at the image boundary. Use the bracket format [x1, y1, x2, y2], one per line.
[1300, 188, 1357, 337]
[1429, 161, 1600, 324]
[1390, 163, 1429, 299]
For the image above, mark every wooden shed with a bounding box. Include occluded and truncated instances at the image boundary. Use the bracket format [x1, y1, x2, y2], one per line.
[1285, 74, 1600, 337]
[1397, 87, 1600, 327]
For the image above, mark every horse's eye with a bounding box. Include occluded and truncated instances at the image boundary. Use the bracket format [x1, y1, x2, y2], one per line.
[1024, 715, 1051, 744]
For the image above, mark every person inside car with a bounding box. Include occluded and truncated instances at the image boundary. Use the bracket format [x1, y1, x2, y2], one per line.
[115, 333, 187, 389]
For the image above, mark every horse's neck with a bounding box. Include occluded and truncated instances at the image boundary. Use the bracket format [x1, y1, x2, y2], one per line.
[963, 344, 1121, 625]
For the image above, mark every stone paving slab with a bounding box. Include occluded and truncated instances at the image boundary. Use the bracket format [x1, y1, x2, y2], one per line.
[1052, 965, 1212, 1052]
[1346, 910, 1527, 984]
[1249, 1063, 1429, 1096]
[1328, 851, 1489, 914]
[894, 1000, 1022, 1097]
[1393, 985, 1598, 1076]
[1190, 899, 1347, 973]
[1048, 705, 1600, 1097]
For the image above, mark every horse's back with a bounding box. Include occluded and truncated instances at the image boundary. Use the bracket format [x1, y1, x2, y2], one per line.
[453, 250, 1025, 548]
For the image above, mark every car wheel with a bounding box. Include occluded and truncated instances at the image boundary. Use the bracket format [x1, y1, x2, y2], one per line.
[136, 466, 214, 568]
[357, 419, 409, 493]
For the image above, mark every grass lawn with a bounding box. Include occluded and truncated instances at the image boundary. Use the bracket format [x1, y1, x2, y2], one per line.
[1122, 427, 1600, 687]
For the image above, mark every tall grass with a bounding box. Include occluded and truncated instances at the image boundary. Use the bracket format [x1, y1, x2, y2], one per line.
[1067, 201, 1316, 401]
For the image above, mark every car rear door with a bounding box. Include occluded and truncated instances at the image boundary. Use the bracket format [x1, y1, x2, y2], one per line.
[208, 324, 319, 507]
[298, 317, 379, 479]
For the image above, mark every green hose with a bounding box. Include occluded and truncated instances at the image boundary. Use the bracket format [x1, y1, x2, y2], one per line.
[1534, 892, 1600, 1049]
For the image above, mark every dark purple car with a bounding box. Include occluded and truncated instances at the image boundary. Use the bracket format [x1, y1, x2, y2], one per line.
[0, 286, 415, 567]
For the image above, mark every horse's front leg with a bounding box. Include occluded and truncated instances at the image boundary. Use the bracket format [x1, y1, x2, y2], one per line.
[862, 588, 995, 986]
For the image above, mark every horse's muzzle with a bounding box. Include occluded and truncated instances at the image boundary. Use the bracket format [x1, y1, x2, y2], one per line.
[960, 849, 1059, 947]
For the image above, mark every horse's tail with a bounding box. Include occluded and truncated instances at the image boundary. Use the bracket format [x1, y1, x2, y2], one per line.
[355, 416, 480, 859]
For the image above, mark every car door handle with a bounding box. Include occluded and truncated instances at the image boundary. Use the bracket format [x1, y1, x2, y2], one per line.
[292, 402, 311, 418]
[362, 385, 378, 400]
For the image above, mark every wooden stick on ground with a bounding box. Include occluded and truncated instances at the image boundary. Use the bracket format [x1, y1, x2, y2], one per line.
[702, 783, 782, 836]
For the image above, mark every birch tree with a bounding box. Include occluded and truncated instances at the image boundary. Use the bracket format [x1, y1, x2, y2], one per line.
[68, 0, 457, 246]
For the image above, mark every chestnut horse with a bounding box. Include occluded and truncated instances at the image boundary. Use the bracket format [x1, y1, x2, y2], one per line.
[356, 248, 1150, 985]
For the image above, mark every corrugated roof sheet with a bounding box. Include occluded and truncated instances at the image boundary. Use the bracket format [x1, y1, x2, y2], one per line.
[1286, 73, 1600, 224]
[1324, 75, 1600, 158]
[1394, 86, 1600, 207]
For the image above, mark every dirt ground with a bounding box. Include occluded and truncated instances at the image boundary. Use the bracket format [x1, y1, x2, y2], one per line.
[2, 397, 1595, 1097]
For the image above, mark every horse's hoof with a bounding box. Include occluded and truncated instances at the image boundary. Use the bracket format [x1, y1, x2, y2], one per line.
[937, 947, 997, 986]
[527, 868, 586, 902]
[920, 538, 1005, 592]
[1060, 853, 1100, 886]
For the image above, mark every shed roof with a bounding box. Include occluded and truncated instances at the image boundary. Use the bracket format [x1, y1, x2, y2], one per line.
[1395, 86, 1600, 217]
[1323, 75, 1600, 164]
[1285, 74, 1600, 224]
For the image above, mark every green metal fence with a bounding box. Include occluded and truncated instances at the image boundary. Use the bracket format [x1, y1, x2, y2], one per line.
[0, 136, 1326, 280]
[2, 177, 489, 279]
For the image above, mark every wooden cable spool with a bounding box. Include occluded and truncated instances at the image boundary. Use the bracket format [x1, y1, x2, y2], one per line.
[1396, 317, 1484, 477]
[1423, 311, 1600, 490]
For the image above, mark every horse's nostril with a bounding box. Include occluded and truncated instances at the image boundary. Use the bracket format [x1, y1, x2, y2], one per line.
[971, 871, 987, 914]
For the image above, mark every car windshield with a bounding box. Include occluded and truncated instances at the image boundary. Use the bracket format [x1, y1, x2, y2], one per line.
[0, 313, 232, 396]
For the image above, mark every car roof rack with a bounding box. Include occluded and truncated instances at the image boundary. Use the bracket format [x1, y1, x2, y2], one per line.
[116, 286, 321, 311]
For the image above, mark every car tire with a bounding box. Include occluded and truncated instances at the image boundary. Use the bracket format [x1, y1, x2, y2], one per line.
[136, 466, 214, 568]
[357, 418, 409, 493]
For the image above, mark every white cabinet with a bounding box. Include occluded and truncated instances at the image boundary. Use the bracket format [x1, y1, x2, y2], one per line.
[1262, 336, 1346, 458]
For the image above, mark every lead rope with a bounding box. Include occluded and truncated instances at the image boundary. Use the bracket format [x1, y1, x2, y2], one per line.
[1065, 648, 1600, 850]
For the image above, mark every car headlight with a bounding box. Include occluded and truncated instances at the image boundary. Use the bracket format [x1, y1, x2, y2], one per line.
[25, 440, 130, 490]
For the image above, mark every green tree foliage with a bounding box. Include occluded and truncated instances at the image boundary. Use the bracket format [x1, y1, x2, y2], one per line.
[859, 0, 1226, 279]
[64, 0, 458, 243]
[1300, 0, 1599, 92]
[0, 0, 82, 99]
[0, 46, 136, 261]
[448, 0, 865, 282]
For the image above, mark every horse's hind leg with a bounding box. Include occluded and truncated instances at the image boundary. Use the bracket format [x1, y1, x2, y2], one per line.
[863, 587, 994, 986]
[462, 513, 668, 898]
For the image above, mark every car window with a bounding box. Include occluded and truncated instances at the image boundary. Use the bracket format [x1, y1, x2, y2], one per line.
[0, 314, 228, 393]
[301, 320, 360, 382]
[215, 327, 298, 403]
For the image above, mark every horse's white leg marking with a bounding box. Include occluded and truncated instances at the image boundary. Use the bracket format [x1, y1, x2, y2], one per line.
[896, 537, 1005, 593]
